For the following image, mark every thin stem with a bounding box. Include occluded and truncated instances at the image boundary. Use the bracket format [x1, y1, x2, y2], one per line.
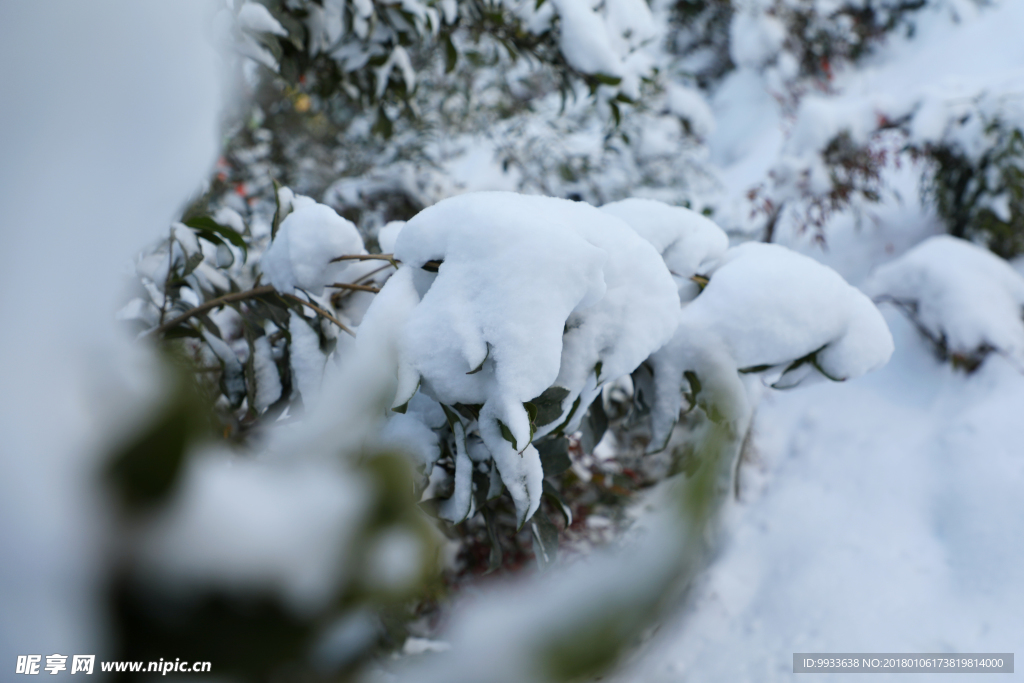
[326, 282, 381, 293]
[148, 285, 355, 339]
[353, 263, 392, 284]
[330, 253, 396, 263]
[280, 293, 355, 337]
[149, 285, 275, 337]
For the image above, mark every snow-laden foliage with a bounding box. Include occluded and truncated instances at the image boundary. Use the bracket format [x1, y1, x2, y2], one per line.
[376, 192, 680, 524]
[23, 0, 1024, 681]
[648, 242, 893, 448]
[865, 235, 1024, 370]
[261, 188, 366, 295]
[128, 186, 894, 539]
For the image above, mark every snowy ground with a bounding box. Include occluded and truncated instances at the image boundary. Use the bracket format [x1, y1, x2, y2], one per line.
[618, 307, 1024, 682]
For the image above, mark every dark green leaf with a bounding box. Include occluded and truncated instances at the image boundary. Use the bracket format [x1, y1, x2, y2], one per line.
[591, 72, 622, 86]
[482, 506, 503, 574]
[106, 365, 210, 510]
[443, 33, 458, 73]
[181, 251, 205, 277]
[530, 510, 559, 569]
[466, 342, 489, 374]
[529, 385, 570, 426]
[184, 216, 248, 262]
[580, 398, 608, 455]
[542, 479, 573, 527]
[536, 437, 571, 476]
[497, 419, 518, 451]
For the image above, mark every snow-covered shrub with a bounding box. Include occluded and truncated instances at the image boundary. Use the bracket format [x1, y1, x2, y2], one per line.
[865, 235, 1024, 371]
[915, 117, 1024, 259]
[646, 241, 893, 448]
[105, 358, 441, 678]
[222, 0, 657, 116]
[374, 192, 681, 525]
[124, 175, 902, 677]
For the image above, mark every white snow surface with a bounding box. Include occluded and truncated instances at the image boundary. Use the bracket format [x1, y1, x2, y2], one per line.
[617, 309, 1024, 683]
[380, 191, 679, 523]
[139, 450, 368, 614]
[290, 310, 329, 406]
[649, 243, 894, 445]
[600, 198, 729, 301]
[0, 0, 221, 663]
[261, 196, 366, 296]
[863, 235, 1024, 364]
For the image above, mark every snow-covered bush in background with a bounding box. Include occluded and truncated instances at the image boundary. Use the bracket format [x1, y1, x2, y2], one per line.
[865, 235, 1024, 370]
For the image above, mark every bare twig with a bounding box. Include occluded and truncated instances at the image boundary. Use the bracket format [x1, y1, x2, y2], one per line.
[353, 263, 392, 284]
[280, 293, 355, 337]
[330, 253, 396, 263]
[148, 284, 355, 339]
[326, 282, 381, 293]
[149, 285, 276, 337]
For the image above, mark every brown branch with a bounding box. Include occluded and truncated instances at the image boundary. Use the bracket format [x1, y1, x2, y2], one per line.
[353, 263, 392, 284]
[148, 284, 355, 339]
[149, 285, 276, 337]
[326, 282, 381, 293]
[279, 293, 355, 337]
[330, 253, 396, 263]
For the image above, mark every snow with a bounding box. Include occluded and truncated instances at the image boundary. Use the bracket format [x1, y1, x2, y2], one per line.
[548, 0, 624, 79]
[289, 310, 329, 406]
[0, 0, 222, 663]
[863, 235, 1024, 365]
[377, 220, 406, 253]
[617, 310, 1024, 683]
[600, 198, 729, 300]
[237, 2, 289, 37]
[139, 450, 368, 614]
[252, 335, 283, 411]
[379, 191, 678, 524]
[261, 196, 366, 296]
[666, 85, 716, 140]
[728, 7, 786, 69]
[648, 243, 894, 447]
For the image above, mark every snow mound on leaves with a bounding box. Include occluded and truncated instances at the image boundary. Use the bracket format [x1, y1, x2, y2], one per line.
[375, 191, 678, 524]
[649, 242, 894, 448]
[600, 198, 729, 301]
[261, 193, 365, 296]
[864, 235, 1024, 364]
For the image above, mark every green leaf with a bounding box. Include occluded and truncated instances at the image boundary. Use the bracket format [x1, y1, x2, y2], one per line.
[591, 72, 622, 86]
[497, 419, 518, 451]
[609, 100, 621, 127]
[551, 395, 582, 436]
[466, 342, 489, 374]
[271, 179, 284, 240]
[529, 386, 570, 426]
[162, 325, 202, 340]
[373, 106, 393, 138]
[580, 398, 608, 455]
[443, 33, 458, 73]
[536, 437, 571, 476]
[452, 403, 482, 422]
[482, 506, 504, 574]
[530, 511, 559, 569]
[106, 363, 211, 510]
[184, 216, 248, 262]
[542, 479, 573, 527]
[181, 251, 205, 277]
[524, 401, 539, 442]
